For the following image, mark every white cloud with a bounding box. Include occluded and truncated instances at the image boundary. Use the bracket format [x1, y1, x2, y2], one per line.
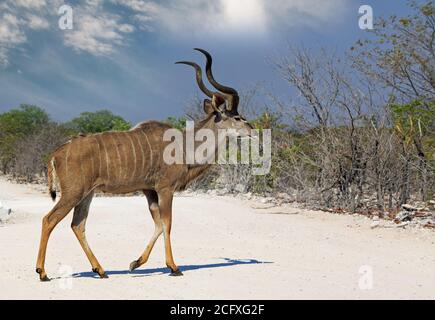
[85, 0, 103, 7]
[26, 14, 50, 29]
[13, 0, 47, 10]
[0, 49, 9, 66]
[0, 0, 58, 66]
[113, 0, 159, 13]
[0, 13, 27, 66]
[222, 0, 267, 33]
[64, 8, 134, 56]
[115, 0, 347, 37]
[0, 0, 348, 66]
[0, 14, 27, 44]
[0, 2, 12, 11]
[0, 0, 135, 64]
[112, 0, 158, 30]
[118, 23, 135, 33]
[153, 0, 266, 36]
[265, 0, 347, 26]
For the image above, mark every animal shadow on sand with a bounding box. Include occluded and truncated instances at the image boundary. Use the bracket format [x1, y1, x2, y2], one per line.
[71, 258, 272, 279]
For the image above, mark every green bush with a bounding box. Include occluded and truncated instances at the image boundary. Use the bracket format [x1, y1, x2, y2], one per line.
[68, 110, 131, 134]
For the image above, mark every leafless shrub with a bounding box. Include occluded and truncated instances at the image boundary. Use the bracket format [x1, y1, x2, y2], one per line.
[12, 123, 71, 182]
[269, 46, 433, 212]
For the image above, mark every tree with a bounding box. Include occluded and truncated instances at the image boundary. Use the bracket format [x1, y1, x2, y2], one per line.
[0, 105, 50, 173]
[165, 116, 187, 131]
[351, 1, 435, 203]
[352, 1, 434, 103]
[0, 104, 49, 135]
[68, 110, 131, 134]
[389, 99, 435, 201]
[13, 123, 73, 181]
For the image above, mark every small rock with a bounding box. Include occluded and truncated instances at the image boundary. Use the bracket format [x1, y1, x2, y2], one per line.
[276, 192, 293, 202]
[234, 184, 246, 193]
[395, 221, 410, 228]
[0, 202, 12, 223]
[207, 189, 217, 196]
[216, 188, 229, 195]
[260, 197, 273, 204]
[422, 221, 435, 229]
[395, 210, 414, 222]
[370, 220, 380, 229]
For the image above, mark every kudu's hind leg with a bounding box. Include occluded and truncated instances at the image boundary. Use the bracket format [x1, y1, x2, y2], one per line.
[158, 189, 183, 276]
[71, 191, 107, 278]
[36, 197, 77, 281]
[129, 190, 163, 271]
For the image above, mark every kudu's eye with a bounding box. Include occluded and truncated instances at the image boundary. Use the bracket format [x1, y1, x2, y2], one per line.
[214, 112, 222, 122]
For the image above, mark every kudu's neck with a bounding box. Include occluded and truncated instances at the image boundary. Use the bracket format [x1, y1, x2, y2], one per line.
[182, 116, 224, 168]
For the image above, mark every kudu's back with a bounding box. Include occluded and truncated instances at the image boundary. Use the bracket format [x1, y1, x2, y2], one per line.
[49, 121, 177, 198]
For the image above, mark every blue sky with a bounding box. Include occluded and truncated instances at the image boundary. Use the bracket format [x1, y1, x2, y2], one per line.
[0, 0, 415, 123]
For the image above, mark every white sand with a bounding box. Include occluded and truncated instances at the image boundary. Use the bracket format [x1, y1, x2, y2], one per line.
[0, 176, 434, 300]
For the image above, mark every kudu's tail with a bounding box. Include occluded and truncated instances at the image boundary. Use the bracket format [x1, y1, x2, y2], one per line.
[47, 158, 57, 201]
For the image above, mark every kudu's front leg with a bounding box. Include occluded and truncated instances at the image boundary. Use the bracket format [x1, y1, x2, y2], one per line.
[158, 189, 183, 276]
[71, 191, 107, 279]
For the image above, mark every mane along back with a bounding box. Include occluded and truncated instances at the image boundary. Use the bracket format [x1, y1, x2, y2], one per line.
[131, 120, 173, 132]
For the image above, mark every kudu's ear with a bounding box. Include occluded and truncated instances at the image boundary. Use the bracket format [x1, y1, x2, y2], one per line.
[204, 95, 226, 115]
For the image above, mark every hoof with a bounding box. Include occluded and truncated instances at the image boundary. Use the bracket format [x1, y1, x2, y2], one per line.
[169, 269, 183, 277]
[92, 268, 108, 279]
[40, 275, 51, 282]
[129, 260, 140, 272]
[36, 268, 50, 282]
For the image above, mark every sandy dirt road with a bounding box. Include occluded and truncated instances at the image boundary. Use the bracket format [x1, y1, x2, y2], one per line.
[0, 176, 434, 299]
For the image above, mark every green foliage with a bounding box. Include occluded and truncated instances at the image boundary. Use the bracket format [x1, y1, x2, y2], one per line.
[421, 2, 435, 16]
[166, 116, 187, 131]
[0, 106, 130, 177]
[0, 104, 49, 136]
[251, 110, 287, 131]
[68, 110, 131, 134]
[111, 117, 132, 131]
[389, 100, 434, 136]
[389, 100, 434, 166]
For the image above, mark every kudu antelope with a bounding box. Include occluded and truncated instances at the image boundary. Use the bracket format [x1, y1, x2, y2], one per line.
[36, 48, 254, 281]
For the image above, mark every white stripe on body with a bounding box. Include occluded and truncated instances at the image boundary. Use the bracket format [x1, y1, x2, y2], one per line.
[110, 134, 122, 181]
[126, 134, 137, 182]
[94, 136, 102, 177]
[133, 132, 146, 179]
[99, 135, 110, 180]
